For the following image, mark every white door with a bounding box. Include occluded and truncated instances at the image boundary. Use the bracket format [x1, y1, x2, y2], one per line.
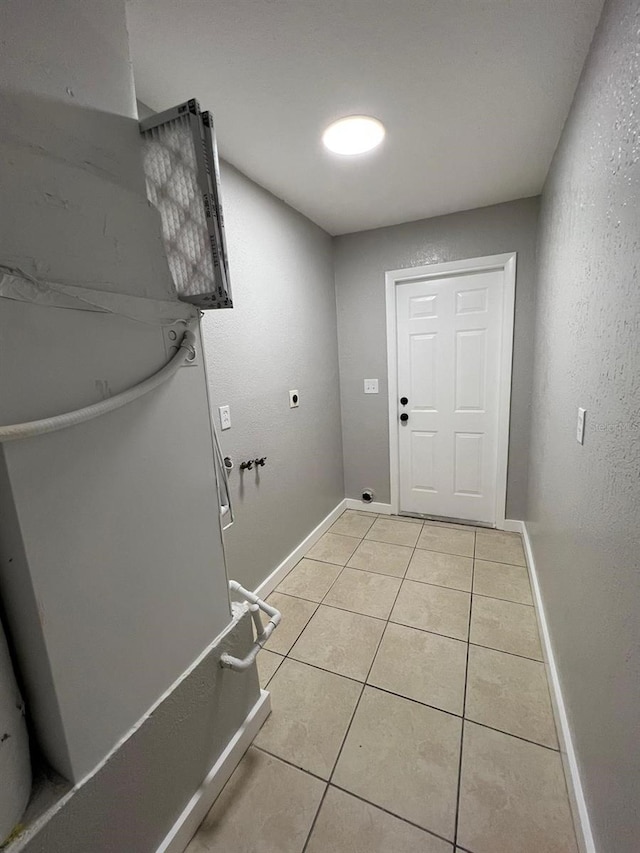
[396, 267, 506, 524]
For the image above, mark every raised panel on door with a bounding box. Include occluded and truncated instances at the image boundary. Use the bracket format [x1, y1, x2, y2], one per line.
[410, 333, 437, 410]
[455, 329, 486, 412]
[411, 431, 438, 492]
[454, 432, 484, 496]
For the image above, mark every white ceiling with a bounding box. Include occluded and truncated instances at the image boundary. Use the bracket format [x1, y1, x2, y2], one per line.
[127, 0, 604, 236]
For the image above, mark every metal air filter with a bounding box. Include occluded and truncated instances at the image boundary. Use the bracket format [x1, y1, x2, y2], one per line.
[140, 99, 232, 310]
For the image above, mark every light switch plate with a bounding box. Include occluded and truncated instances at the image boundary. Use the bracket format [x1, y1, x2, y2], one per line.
[219, 405, 231, 430]
[364, 379, 379, 394]
[577, 407, 586, 444]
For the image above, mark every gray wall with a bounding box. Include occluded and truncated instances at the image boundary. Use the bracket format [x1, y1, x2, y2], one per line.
[334, 197, 539, 518]
[201, 163, 344, 592]
[10, 615, 259, 853]
[525, 0, 639, 850]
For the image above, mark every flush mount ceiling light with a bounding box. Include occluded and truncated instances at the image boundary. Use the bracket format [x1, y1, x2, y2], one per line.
[322, 115, 385, 155]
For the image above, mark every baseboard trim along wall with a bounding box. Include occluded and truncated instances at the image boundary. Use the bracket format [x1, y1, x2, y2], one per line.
[157, 690, 271, 853]
[255, 500, 348, 599]
[344, 498, 393, 514]
[507, 519, 596, 853]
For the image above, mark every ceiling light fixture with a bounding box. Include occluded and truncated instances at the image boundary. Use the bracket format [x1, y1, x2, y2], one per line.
[322, 115, 385, 156]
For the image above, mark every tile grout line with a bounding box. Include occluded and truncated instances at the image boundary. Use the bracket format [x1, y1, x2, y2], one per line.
[328, 782, 455, 848]
[297, 513, 377, 853]
[452, 528, 476, 850]
[277, 580, 534, 613]
[298, 520, 423, 853]
[253, 743, 455, 852]
[213, 517, 532, 853]
[268, 654, 561, 752]
[266, 517, 529, 852]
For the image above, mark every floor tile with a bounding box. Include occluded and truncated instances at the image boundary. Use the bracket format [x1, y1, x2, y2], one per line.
[254, 659, 360, 779]
[264, 592, 317, 655]
[277, 558, 342, 602]
[475, 530, 526, 565]
[347, 539, 413, 577]
[323, 567, 401, 619]
[333, 686, 461, 840]
[365, 517, 421, 547]
[473, 558, 533, 604]
[185, 747, 325, 853]
[289, 604, 385, 681]
[368, 622, 467, 715]
[457, 722, 578, 853]
[330, 510, 376, 538]
[257, 649, 284, 688]
[465, 645, 557, 748]
[470, 596, 542, 660]
[407, 549, 473, 591]
[417, 525, 475, 557]
[391, 580, 471, 641]
[306, 787, 453, 853]
[305, 532, 360, 565]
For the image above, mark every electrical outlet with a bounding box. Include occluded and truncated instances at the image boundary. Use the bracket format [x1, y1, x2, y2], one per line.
[219, 405, 231, 430]
[364, 379, 379, 394]
[162, 322, 198, 366]
[289, 390, 299, 408]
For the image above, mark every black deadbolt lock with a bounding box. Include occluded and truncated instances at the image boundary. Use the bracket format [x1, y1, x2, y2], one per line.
[400, 413, 409, 423]
[400, 396, 408, 406]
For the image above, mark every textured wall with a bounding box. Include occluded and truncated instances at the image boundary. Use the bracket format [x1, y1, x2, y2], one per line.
[9, 616, 259, 853]
[201, 163, 344, 592]
[526, 0, 640, 850]
[334, 197, 539, 518]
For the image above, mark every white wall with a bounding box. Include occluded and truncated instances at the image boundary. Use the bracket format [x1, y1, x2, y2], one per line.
[0, 0, 244, 785]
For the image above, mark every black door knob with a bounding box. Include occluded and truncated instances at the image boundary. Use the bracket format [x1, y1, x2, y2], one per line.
[400, 413, 409, 423]
[400, 396, 408, 406]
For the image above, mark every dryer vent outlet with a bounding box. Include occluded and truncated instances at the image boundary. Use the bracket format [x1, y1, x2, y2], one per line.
[361, 490, 374, 504]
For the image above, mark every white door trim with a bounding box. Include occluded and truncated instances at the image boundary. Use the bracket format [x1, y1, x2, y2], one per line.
[385, 252, 516, 529]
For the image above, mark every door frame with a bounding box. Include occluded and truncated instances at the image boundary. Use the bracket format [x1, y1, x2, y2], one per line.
[385, 252, 517, 529]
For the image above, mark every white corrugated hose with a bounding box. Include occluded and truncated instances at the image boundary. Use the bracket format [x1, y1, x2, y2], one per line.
[0, 328, 196, 443]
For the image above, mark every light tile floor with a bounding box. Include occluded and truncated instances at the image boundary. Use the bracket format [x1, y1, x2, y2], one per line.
[186, 510, 578, 853]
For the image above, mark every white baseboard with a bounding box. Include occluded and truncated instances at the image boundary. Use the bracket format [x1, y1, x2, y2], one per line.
[502, 518, 525, 534]
[519, 521, 595, 853]
[344, 498, 393, 515]
[254, 500, 347, 599]
[157, 689, 272, 853]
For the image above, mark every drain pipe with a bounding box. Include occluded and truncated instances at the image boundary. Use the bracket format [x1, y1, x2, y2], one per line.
[220, 581, 281, 672]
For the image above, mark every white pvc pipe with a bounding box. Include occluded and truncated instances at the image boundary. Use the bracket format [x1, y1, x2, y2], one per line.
[220, 581, 281, 672]
[0, 328, 197, 443]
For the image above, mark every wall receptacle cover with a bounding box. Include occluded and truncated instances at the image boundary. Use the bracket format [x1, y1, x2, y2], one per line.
[289, 390, 299, 408]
